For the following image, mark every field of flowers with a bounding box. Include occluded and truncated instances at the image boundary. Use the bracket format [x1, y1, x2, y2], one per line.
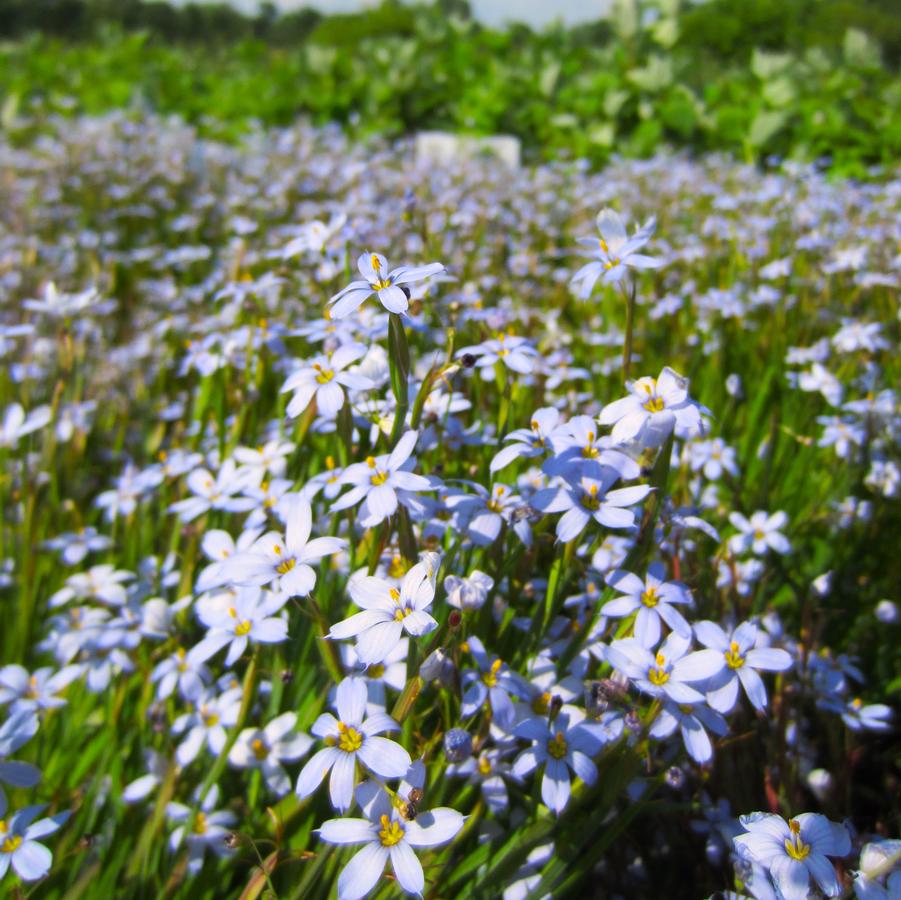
[0, 112, 898, 899]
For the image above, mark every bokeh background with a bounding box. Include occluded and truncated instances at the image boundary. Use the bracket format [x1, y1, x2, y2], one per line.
[1, 0, 899, 176]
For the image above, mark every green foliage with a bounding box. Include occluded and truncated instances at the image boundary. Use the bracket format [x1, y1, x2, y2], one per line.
[0, 1, 899, 172]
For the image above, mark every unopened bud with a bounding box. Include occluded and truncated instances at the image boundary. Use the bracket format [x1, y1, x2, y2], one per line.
[419, 648, 455, 685]
[664, 766, 685, 789]
[443, 728, 473, 763]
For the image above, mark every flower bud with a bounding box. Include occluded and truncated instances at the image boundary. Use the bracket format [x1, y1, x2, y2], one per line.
[443, 728, 473, 763]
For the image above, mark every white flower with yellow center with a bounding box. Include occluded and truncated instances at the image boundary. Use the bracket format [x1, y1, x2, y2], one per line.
[605, 632, 725, 705]
[694, 620, 792, 713]
[281, 343, 373, 420]
[570, 207, 661, 297]
[0, 795, 69, 882]
[188, 585, 289, 667]
[317, 777, 464, 900]
[228, 712, 313, 797]
[512, 711, 609, 815]
[598, 366, 705, 446]
[226, 494, 346, 596]
[328, 560, 438, 665]
[727, 510, 791, 557]
[734, 812, 850, 900]
[601, 563, 693, 647]
[296, 677, 411, 813]
[328, 251, 445, 319]
[331, 430, 432, 528]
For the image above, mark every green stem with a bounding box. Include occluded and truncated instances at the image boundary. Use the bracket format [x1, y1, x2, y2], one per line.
[622, 278, 637, 382]
[388, 312, 410, 447]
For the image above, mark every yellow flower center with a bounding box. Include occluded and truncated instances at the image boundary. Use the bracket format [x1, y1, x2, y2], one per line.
[784, 820, 810, 860]
[581, 484, 601, 511]
[643, 396, 665, 413]
[581, 432, 599, 458]
[648, 652, 669, 685]
[193, 812, 208, 835]
[2, 833, 22, 854]
[394, 606, 411, 622]
[251, 738, 268, 760]
[547, 732, 568, 760]
[482, 658, 503, 688]
[725, 641, 745, 669]
[477, 755, 492, 776]
[368, 664, 385, 678]
[532, 691, 551, 715]
[26, 675, 39, 699]
[228, 607, 253, 635]
[372, 279, 392, 291]
[378, 814, 405, 847]
[336, 722, 363, 754]
[202, 709, 219, 727]
[640, 587, 659, 608]
[312, 363, 335, 384]
[276, 557, 296, 575]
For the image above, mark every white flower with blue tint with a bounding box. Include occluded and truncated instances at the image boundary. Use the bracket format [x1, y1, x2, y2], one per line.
[460, 637, 526, 730]
[841, 697, 893, 733]
[228, 712, 313, 797]
[490, 407, 561, 473]
[601, 563, 692, 647]
[599, 367, 704, 446]
[328, 560, 438, 665]
[605, 632, 725, 704]
[733, 812, 850, 900]
[0, 666, 79, 715]
[0, 797, 68, 882]
[281, 343, 374, 419]
[166, 785, 236, 875]
[456, 333, 539, 376]
[511, 711, 608, 815]
[226, 494, 346, 596]
[317, 777, 463, 900]
[296, 677, 411, 812]
[532, 474, 651, 543]
[331, 430, 432, 528]
[188, 586, 288, 667]
[694, 620, 792, 713]
[648, 698, 729, 763]
[329, 252, 445, 318]
[571, 207, 661, 295]
[728, 511, 791, 557]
